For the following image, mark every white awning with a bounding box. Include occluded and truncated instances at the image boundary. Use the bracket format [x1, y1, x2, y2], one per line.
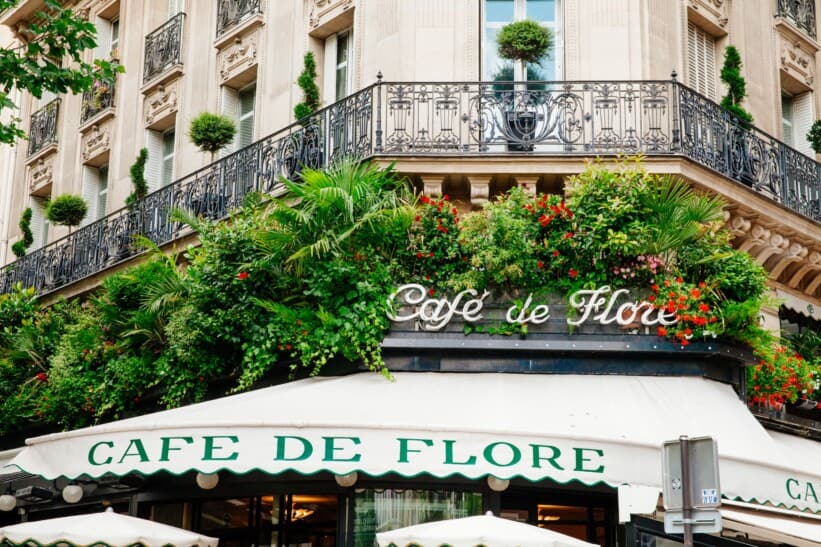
[721, 506, 821, 547]
[6, 373, 821, 512]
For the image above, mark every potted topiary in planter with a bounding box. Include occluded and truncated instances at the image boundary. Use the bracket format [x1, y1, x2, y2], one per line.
[188, 112, 236, 162]
[46, 194, 87, 233]
[495, 19, 553, 151]
[806, 120, 821, 155]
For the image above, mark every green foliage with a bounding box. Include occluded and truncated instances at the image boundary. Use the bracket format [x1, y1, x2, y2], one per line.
[719, 45, 753, 124]
[125, 148, 149, 208]
[45, 194, 87, 227]
[806, 120, 821, 153]
[12, 207, 33, 258]
[294, 52, 320, 121]
[188, 113, 236, 157]
[496, 19, 553, 64]
[0, 0, 124, 144]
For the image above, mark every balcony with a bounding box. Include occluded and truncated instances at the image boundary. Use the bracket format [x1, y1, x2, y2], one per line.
[26, 99, 59, 158]
[2, 79, 820, 298]
[80, 81, 116, 125]
[776, 0, 817, 39]
[216, 0, 261, 38]
[143, 13, 185, 85]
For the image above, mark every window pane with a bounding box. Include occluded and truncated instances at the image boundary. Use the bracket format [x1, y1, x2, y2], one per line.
[239, 85, 255, 147]
[486, 0, 514, 22]
[97, 166, 108, 220]
[527, 0, 555, 21]
[335, 65, 348, 102]
[162, 129, 175, 186]
[336, 33, 349, 67]
[353, 489, 483, 547]
[782, 95, 794, 146]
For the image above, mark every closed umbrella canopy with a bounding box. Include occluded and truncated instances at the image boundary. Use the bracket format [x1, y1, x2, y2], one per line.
[376, 512, 598, 547]
[0, 507, 218, 547]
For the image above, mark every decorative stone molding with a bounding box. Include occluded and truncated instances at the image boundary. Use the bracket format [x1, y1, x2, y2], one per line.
[421, 175, 445, 197]
[686, 0, 728, 34]
[776, 22, 818, 91]
[144, 79, 179, 129]
[81, 120, 112, 164]
[27, 151, 55, 196]
[309, 0, 354, 32]
[467, 175, 491, 207]
[217, 30, 258, 85]
[514, 176, 539, 197]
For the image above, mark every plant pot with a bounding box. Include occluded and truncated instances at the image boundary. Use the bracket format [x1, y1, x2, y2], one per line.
[504, 111, 537, 152]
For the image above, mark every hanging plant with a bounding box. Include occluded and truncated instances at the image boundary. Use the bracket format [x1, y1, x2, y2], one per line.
[188, 113, 236, 161]
[46, 194, 88, 228]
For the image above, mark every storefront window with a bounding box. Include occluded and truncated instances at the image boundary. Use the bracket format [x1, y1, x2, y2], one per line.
[353, 489, 483, 547]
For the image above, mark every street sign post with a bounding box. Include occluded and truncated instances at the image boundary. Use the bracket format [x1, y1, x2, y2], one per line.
[662, 436, 722, 544]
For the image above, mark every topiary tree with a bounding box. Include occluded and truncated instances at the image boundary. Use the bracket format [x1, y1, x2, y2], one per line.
[806, 120, 821, 153]
[496, 19, 553, 81]
[720, 45, 753, 125]
[11, 207, 33, 258]
[188, 113, 236, 161]
[46, 194, 87, 232]
[294, 52, 320, 121]
[125, 148, 149, 209]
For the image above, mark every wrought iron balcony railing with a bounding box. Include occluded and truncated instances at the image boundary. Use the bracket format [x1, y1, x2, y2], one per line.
[27, 99, 59, 157]
[80, 80, 116, 124]
[776, 0, 817, 38]
[143, 12, 185, 84]
[216, 0, 261, 37]
[2, 79, 820, 296]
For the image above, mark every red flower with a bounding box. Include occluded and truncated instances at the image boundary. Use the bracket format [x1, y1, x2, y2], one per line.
[537, 261, 545, 269]
[35, 372, 47, 383]
[680, 339, 690, 346]
[552, 250, 560, 257]
[568, 269, 578, 278]
[414, 215, 421, 222]
[648, 294, 656, 302]
[420, 195, 430, 204]
[650, 284, 660, 293]
[285, 344, 292, 350]
[564, 231, 574, 239]
[657, 326, 667, 337]
[443, 194, 450, 201]
[699, 303, 710, 313]
[675, 277, 683, 284]
[690, 288, 701, 298]
[416, 252, 424, 259]
[237, 271, 248, 280]
[428, 288, 435, 296]
[698, 281, 707, 288]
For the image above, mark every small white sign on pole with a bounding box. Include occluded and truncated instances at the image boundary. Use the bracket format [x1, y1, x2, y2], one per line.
[662, 436, 722, 537]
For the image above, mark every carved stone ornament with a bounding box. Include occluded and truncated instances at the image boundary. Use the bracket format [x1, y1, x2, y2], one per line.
[144, 80, 179, 127]
[81, 121, 112, 162]
[779, 35, 816, 87]
[310, 0, 354, 29]
[218, 31, 258, 83]
[686, 0, 728, 29]
[28, 154, 54, 193]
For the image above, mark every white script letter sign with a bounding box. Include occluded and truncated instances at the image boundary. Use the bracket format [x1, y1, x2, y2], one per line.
[387, 283, 490, 331]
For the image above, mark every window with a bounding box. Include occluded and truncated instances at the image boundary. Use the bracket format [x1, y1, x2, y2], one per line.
[220, 84, 256, 154]
[323, 31, 353, 104]
[782, 91, 814, 157]
[686, 22, 717, 100]
[81, 165, 109, 224]
[95, 16, 120, 59]
[111, 19, 120, 57]
[145, 127, 175, 192]
[483, 0, 560, 81]
[29, 198, 49, 250]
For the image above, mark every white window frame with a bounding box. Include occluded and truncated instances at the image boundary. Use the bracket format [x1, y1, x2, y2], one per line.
[323, 30, 353, 104]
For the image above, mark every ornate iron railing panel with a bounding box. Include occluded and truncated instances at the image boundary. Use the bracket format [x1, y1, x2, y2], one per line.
[27, 99, 59, 157]
[377, 81, 676, 155]
[216, 0, 261, 37]
[3, 80, 821, 297]
[143, 13, 184, 84]
[80, 80, 116, 124]
[0, 87, 374, 296]
[776, 0, 817, 38]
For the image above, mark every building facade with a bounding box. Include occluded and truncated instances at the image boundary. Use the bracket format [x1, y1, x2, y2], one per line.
[0, 1, 818, 546]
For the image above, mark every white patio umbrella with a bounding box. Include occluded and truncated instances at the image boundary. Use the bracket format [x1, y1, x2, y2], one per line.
[376, 511, 598, 547]
[0, 507, 218, 547]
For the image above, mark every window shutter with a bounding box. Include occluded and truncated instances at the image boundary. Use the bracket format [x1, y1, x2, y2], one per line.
[323, 34, 338, 105]
[81, 166, 99, 226]
[239, 85, 256, 148]
[792, 91, 815, 157]
[220, 86, 240, 155]
[162, 129, 175, 186]
[95, 18, 112, 59]
[29, 198, 46, 249]
[145, 130, 163, 193]
[168, 0, 184, 17]
[687, 22, 716, 100]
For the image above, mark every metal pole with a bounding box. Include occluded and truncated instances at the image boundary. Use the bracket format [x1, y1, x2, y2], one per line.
[680, 435, 694, 547]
